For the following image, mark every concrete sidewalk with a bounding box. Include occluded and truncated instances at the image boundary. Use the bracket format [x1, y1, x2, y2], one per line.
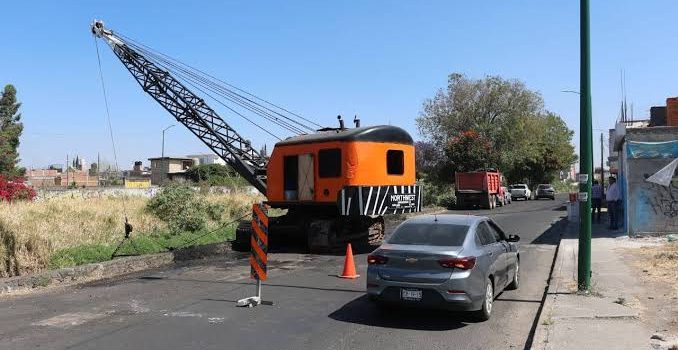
[531, 218, 673, 350]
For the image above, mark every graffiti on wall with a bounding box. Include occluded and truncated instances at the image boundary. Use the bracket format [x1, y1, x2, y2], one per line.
[636, 167, 678, 233]
[644, 181, 678, 218]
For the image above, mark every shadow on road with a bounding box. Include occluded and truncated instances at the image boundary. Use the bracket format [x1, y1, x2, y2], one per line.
[530, 217, 568, 245]
[479, 204, 567, 217]
[328, 295, 478, 331]
[553, 205, 566, 211]
[267, 240, 377, 255]
[494, 297, 542, 304]
[135, 276, 366, 294]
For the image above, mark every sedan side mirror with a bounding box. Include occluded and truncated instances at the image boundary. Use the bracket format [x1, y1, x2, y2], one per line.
[508, 235, 520, 242]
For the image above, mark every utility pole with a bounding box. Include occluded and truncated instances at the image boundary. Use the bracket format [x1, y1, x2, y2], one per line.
[578, 0, 593, 291]
[97, 152, 101, 187]
[600, 132, 605, 188]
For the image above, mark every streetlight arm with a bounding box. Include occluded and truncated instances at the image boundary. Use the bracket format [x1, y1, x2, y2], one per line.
[162, 125, 175, 158]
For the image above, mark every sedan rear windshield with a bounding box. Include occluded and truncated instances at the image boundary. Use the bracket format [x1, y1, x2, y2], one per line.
[538, 185, 551, 189]
[387, 223, 469, 246]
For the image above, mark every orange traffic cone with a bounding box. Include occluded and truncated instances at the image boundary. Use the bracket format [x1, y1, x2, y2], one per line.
[339, 243, 360, 279]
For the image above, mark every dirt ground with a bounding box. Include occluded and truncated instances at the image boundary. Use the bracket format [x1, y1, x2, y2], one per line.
[625, 239, 678, 348]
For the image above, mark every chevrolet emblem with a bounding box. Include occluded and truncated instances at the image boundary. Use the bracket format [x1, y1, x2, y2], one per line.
[405, 257, 418, 263]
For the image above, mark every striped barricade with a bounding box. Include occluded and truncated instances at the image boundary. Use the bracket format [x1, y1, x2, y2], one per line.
[250, 203, 268, 281]
[236, 203, 270, 307]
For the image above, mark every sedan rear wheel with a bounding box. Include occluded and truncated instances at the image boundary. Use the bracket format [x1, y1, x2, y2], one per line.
[475, 279, 494, 321]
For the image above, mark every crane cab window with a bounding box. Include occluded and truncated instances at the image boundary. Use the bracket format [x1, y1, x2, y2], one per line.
[387, 150, 404, 175]
[283, 156, 299, 200]
[318, 148, 341, 178]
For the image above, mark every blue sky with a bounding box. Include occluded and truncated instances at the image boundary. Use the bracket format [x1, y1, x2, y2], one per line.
[2, 1, 677, 170]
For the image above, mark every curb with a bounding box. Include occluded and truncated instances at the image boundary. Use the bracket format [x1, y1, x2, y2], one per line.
[0, 241, 237, 295]
[527, 218, 577, 350]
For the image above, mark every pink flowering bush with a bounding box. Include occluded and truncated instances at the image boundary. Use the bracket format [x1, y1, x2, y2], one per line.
[0, 176, 36, 202]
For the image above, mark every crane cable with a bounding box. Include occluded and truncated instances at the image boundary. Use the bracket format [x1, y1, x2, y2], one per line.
[125, 43, 296, 138]
[147, 56, 308, 135]
[116, 32, 322, 133]
[143, 53, 301, 137]
[94, 37, 245, 256]
[131, 42, 313, 134]
[117, 31, 322, 129]
[128, 43, 308, 135]
[94, 37, 132, 237]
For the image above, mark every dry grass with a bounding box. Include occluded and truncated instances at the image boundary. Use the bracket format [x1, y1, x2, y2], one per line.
[633, 241, 678, 291]
[0, 192, 261, 278]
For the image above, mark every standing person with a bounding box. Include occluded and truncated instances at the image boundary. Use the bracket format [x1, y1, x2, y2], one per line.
[606, 176, 620, 230]
[591, 180, 603, 223]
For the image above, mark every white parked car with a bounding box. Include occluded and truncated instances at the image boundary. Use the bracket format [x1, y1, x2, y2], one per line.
[509, 184, 531, 201]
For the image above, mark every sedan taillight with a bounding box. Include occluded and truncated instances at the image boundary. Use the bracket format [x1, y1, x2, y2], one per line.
[367, 254, 388, 265]
[438, 256, 476, 270]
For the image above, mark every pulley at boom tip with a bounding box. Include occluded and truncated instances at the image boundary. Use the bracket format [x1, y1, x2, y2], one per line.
[91, 20, 106, 37]
[91, 20, 124, 47]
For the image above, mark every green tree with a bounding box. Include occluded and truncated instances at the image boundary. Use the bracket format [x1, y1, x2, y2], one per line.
[414, 141, 442, 178]
[146, 184, 224, 233]
[417, 73, 576, 186]
[418, 73, 543, 151]
[0, 85, 25, 177]
[185, 163, 248, 187]
[531, 112, 578, 183]
[445, 130, 499, 173]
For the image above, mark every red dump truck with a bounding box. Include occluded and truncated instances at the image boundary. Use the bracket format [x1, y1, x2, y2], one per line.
[455, 170, 504, 209]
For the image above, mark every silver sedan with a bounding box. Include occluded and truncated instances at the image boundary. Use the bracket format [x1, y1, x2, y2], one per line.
[366, 214, 520, 320]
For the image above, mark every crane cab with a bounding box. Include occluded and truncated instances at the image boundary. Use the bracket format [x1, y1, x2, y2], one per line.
[266, 125, 421, 215]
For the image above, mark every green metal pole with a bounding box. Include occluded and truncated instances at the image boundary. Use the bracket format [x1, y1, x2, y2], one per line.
[578, 0, 593, 291]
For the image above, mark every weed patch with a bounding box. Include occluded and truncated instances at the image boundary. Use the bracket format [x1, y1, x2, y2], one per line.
[0, 190, 258, 277]
[48, 226, 236, 269]
[49, 244, 115, 269]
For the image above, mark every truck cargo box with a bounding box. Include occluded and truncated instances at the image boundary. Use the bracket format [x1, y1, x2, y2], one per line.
[455, 170, 503, 209]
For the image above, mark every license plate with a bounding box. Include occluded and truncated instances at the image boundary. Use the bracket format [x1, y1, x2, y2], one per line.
[401, 288, 422, 301]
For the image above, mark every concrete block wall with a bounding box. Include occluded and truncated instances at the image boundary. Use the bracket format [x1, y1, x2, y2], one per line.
[624, 127, 678, 235]
[626, 157, 678, 234]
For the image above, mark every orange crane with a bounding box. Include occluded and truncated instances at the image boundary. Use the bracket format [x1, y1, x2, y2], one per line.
[91, 20, 421, 252]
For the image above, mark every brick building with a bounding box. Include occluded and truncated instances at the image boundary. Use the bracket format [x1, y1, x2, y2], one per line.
[148, 157, 194, 185]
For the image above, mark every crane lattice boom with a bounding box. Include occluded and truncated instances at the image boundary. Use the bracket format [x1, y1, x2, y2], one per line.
[91, 20, 267, 194]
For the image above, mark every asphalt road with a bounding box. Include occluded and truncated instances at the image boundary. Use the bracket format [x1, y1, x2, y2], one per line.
[0, 195, 567, 350]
